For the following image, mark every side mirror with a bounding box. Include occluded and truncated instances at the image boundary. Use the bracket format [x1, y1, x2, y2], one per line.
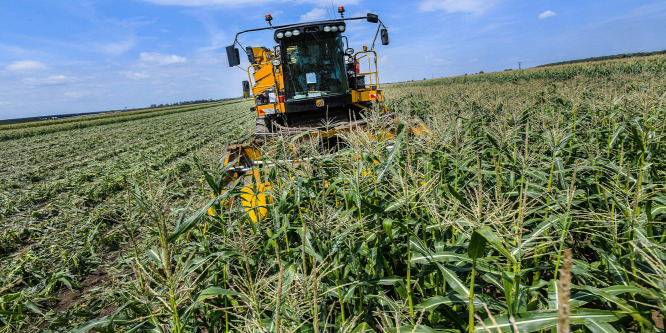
[380, 28, 390, 45]
[242, 80, 251, 98]
[367, 13, 379, 23]
[226, 45, 241, 67]
[246, 47, 257, 64]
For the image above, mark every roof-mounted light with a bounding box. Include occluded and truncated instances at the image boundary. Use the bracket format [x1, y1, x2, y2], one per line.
[323, 26, 331, 32]
[331, 26, 338, 32]
[285, 31, 292, 37]
[276, 32, 284, 39]
[292, 29, 300, 36]
[338, 25, 345, 32]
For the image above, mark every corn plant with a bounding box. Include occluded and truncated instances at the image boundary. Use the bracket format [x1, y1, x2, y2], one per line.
[13, 56, 666, 332]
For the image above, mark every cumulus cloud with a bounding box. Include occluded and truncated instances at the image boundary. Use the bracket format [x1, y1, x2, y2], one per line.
[139, 52, 187, 66]
[141, 0, 255, 5]
[22, 75, 75, 86]
[138, 0, 358, 6]
[121, 70, 151, 79]
[300, 8, 327, 22]
[419, 0, 503, 14]
[538, 10, 556, 19]
[6, 60, 48, 72]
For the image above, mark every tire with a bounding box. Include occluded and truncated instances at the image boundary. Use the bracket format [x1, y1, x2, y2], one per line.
[255, 116, 269, 134]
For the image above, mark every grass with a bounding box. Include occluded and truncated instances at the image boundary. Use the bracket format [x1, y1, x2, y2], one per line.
[2, 55, 666, 332]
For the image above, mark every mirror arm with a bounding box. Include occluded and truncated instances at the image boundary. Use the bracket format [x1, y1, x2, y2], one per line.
[370, 20, 386, 50]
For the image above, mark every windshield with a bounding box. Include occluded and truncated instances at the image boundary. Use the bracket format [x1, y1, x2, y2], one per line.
[281, 34, 348, 101]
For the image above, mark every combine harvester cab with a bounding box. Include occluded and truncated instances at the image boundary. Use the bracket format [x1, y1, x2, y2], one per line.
[212, 8, 429, 223]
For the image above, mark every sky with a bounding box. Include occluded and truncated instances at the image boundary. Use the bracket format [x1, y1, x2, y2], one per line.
[1, 0, 665, 120]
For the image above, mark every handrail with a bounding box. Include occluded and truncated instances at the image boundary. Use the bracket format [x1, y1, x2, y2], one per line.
[354, 50, 379, 89]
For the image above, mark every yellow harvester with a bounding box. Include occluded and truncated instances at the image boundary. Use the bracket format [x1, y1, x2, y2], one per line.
[213, 8, 427, 222]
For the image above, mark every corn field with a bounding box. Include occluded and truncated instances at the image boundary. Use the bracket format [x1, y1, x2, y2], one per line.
[2, 56, 666, 332]
[0, 100, 253, 331]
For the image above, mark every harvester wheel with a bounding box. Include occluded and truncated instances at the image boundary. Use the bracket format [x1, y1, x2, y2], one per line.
[255, 116, 269, 134]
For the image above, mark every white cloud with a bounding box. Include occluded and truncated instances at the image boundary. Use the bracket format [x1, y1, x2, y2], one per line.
[419, 0, 503, 14]
[121, 70, 151, 79]
[64, 91, 91, 99]
[140, 0, 254, 5]
[538, 10, 556, 20]
[139, 52, 187, 66]
[139, 0, 358, 6]
[425, 54, 449, 65]
[22, 75, 75, 86]
[98, 38, 136, 55]
[300, 8, 327, 22]
[5, 60, 48, 72]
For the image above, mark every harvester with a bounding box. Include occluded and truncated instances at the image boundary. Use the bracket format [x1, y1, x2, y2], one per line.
[212, 8, 428, 222]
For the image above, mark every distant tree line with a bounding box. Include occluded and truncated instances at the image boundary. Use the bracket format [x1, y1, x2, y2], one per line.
[1, 98, 243, 126]
[537, 50, 666, 68]
[149, 97, 238, 108]
[0, 110, 120, 126]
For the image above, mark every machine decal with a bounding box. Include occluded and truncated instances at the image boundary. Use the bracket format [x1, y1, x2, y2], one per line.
[316, 99, 325, 107]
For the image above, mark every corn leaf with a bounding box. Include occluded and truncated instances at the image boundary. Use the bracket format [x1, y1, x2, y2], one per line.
[194, 287, 240, 302]
[482, 309, 626, 332]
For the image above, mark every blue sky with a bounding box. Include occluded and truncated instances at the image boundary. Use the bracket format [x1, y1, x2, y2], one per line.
[1, 0, 665, 120]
